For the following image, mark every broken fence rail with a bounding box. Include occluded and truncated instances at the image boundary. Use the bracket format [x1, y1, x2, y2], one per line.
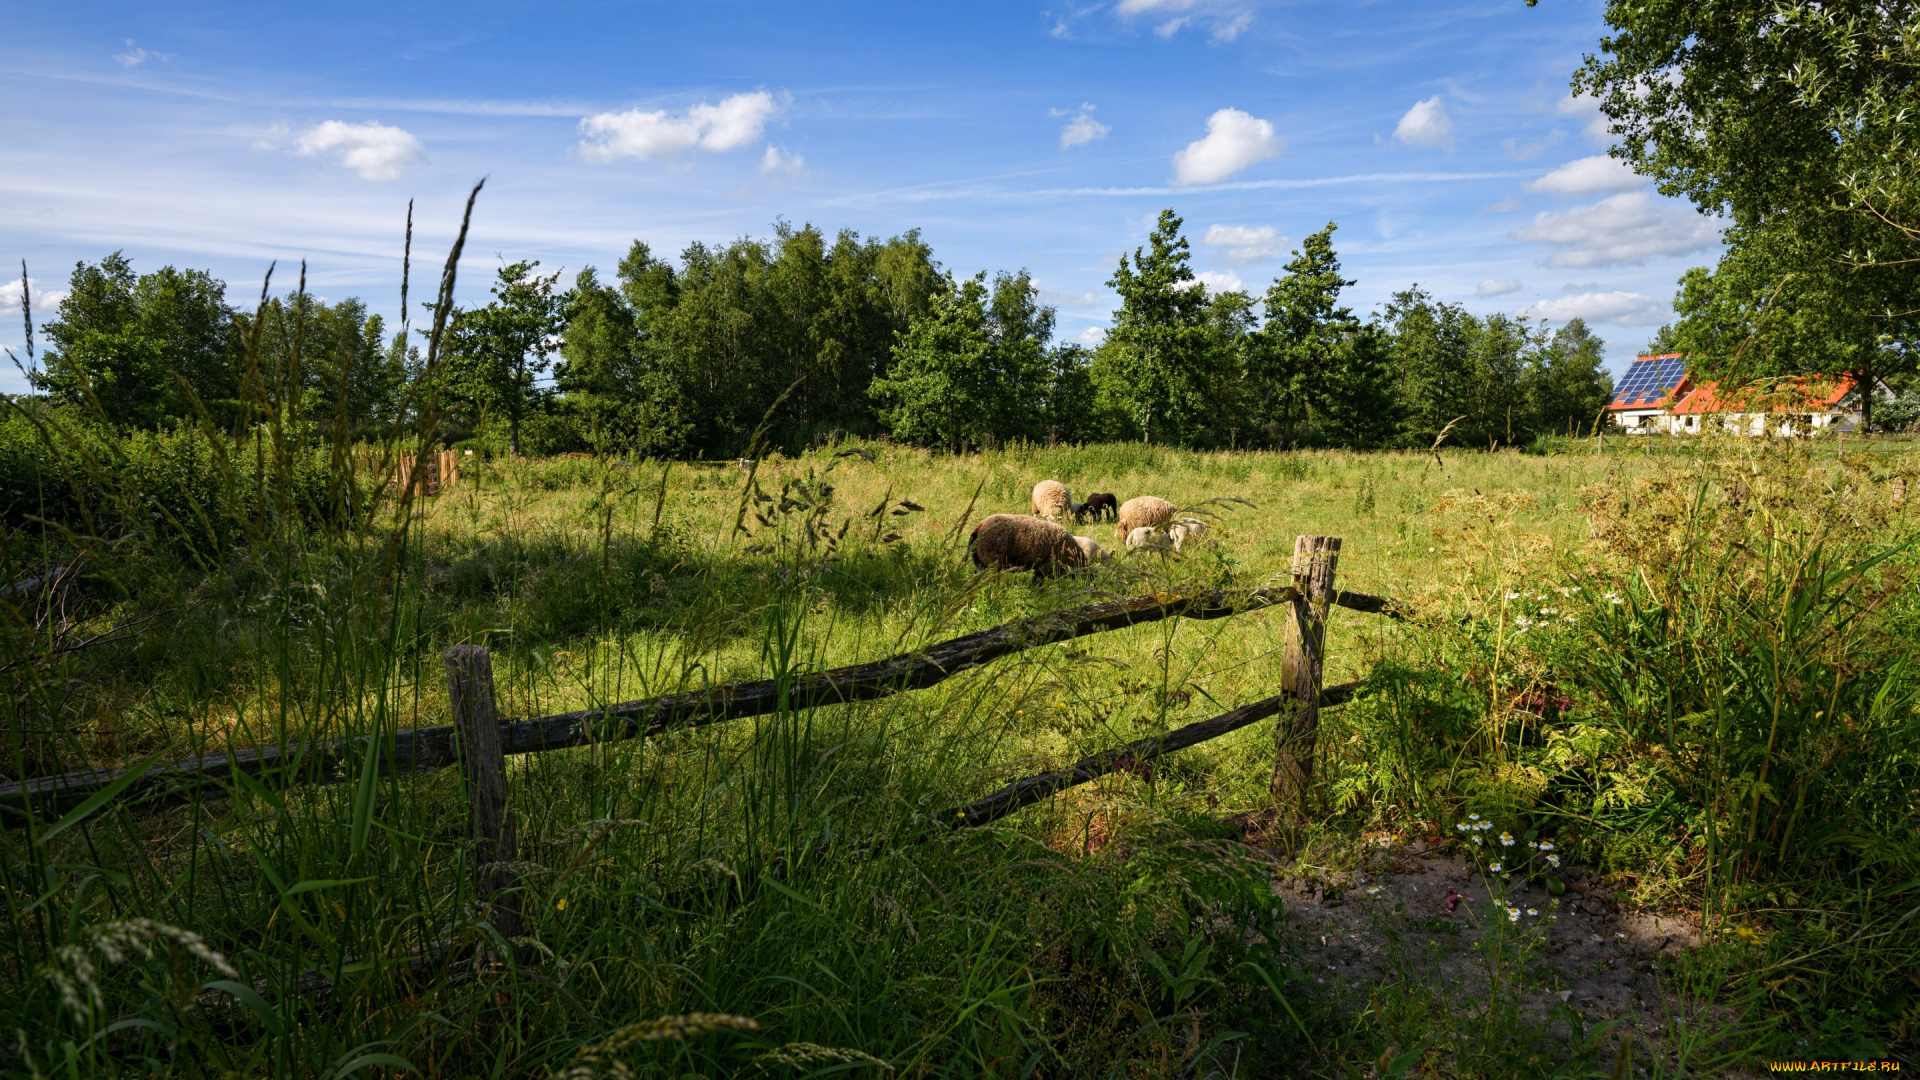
[2, 585, 1409, 813]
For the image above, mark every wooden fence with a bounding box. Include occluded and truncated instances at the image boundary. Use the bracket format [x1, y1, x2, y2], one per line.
[6, 535, 1398, 925]
[353, 448, 461, 496]
[6, 533, 1400, 996]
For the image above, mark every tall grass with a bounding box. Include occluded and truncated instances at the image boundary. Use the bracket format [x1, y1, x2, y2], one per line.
[0, 268, 1916, 1078]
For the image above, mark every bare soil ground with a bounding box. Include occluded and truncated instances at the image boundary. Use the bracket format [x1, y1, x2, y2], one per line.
[1259, 832, 1724, 1066]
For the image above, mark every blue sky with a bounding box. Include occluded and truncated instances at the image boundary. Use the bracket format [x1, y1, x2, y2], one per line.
[0, 0, 1721, 391]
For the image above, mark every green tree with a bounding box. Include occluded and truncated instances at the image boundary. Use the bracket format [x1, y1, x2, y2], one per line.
[1571, 1, 1919, 424]
[1383, 287, 1475, 447]
[1098, 210, 1214, 445]
[37, 253, 238, 427]
[1255, 223, 1382, 444]
[554, 267, 689, 455]
[869, 272, 1028, 452]
[1527, 318, 1614, 438]
[446, 261, 567, 455]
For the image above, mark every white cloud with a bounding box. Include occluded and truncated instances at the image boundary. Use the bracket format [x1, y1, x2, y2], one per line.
[1154, 18, 1190, 37]
[1054, 104, 1111, 149]
[1194, 270, 1246, 294]
[577, 91, 783, 164]
[1556, 94, 1611, 144]
[1512, 191, 1720, 267]
[1213, 12, 1254, 41]
[293, 120, 426, 181]
[114, 40, 170, 67]
[1077, 326, 1108, 345]
[1116, 0, 1212, 13]
[1483, 195, 1522, 213]
[759, 145, 806, 175]
[0, 278, 67, 320]
[1521, 290, 1667, 326]
[1037, 286, 1099, 308]
[1172, 108, 1284, 185]
[1393, 96, 1453, 150]
[1476, 279, 1522, 297]
[1202, 223, 1288, 263]
[1525, 155, 1642, 196]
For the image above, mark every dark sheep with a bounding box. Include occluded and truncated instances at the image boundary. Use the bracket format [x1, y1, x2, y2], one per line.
[1083, 493, 1119, 521]
[968, 514, 1099, 578]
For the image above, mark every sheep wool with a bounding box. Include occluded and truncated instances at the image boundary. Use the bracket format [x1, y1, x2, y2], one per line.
[1125, 527, 1172, 553]
[1031, 480, 1072, 521]
[969, 514, 1086, 576]
[1167, 519, 1211, 551]
[1070, 536, 1111, 564]
[1115, 495, 1177, 538]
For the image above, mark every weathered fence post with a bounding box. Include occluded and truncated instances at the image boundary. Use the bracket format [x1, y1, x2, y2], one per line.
[1272, 535, 1340, 830]
[445, 645, 522, 954]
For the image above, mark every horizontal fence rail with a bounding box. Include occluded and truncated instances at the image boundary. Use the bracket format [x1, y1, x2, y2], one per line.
[940, 678, 1364, 829]
[2, 585, 1410, 813]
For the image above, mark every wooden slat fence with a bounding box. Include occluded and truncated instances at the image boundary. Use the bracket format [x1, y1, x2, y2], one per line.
[2, 573, 1406, 813]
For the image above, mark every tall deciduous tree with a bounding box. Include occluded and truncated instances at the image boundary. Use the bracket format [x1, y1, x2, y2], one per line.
[446, 261, 567, 455]
[1570, 1, 1919, 423]
[1099, 210, 1214, 445]
[870, 270, 1054, 452]
[1528, 318, 1614, 438]
[38, 253, 239, 428]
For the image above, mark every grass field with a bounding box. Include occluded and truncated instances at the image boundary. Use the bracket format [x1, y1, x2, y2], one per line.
[4, 431, 1917, 1078]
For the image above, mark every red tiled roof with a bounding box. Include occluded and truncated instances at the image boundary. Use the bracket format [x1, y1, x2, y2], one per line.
[1670, 376, 1856, 416]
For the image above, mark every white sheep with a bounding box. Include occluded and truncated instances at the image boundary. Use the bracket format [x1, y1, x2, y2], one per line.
[1167, 518, 1211, 551]
[1125, 526, 1173, 553]
[1070, 535, 1112, 564]
[1031, 480, 1072, 521]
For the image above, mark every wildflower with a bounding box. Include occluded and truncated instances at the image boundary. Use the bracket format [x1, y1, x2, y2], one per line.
[1610, 597, 1624, 606]
[1527, 908, 1539, 917]
[1506, 592, 1520, 600]
[1527, 841, 1538, 849]
[1489, 862, 1503, 872]
[1546, 854, 1560, 867]
[1565, 615, 1576, 622]
[1499, 832, 1514, 846]
[1456, 823, 1471, 832]
[1468, 813, 1481, 821]
[1367, 886, 1381, 896]
[1478, 822, 1493, 831]
[1444, 888, 1460, 911]
[1508, 907, 1521, 923]
[1538, 841, 1554, 851]
[556, 898, 568, 911]
[1471, 836, 1482, 846]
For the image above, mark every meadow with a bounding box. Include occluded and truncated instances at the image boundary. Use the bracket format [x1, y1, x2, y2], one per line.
[2, 425, 1917, 1078]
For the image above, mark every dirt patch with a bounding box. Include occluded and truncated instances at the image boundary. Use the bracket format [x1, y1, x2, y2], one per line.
[1266, 835, 1702, 1033]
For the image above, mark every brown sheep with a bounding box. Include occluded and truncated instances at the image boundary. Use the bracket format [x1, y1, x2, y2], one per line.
[1031, 480, 1071, 521]
[1115, 495, 1177, 539]
[969, 514, 1089, 577]
[1082, 492, 1119, 521]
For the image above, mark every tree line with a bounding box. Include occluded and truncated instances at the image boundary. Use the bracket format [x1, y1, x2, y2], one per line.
[23, 211, 1615, 456]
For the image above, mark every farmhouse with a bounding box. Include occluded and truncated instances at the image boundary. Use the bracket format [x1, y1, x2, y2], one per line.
[1607, 353, 1890, 436]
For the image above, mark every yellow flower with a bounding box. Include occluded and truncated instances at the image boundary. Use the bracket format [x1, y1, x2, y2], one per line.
[556, 898, 567, 911]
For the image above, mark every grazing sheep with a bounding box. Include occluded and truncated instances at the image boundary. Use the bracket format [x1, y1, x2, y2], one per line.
[969, 514, 1088, 577]
[1068, 500, 1088, 522]
[1070, 535, 1111, 564]
[1115, 495, 1177, 539]
[1083, 493, 1119, 521]
[1167, 518, 1211, 551]
[1031, 480, 1071, 521]
[1125, 526, 1173, 553]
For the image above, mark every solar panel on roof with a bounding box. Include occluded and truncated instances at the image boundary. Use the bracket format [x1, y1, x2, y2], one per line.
[1611, 355, 1685, 406]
